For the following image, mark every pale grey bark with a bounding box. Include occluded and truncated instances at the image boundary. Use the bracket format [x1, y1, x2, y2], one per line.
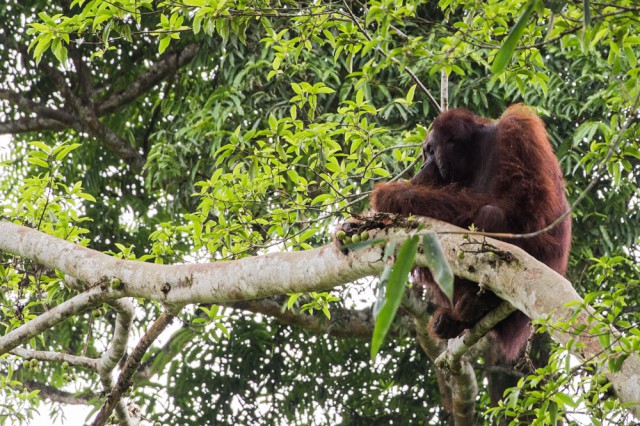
[96, 299, 136, 426]
[435, 302, 517, 372]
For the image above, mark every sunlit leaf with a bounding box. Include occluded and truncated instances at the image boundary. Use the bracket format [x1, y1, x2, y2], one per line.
[491, 0, 536, 73]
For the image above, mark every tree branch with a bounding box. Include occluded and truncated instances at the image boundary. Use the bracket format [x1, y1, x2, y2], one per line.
[435, 302, 517, 372]
[95, 43, 200, 116]
[22, 380, 94, 405]
[92, 311, 176, 426]
[73, 117, 146, 171]
[0, 41, 200, 171]
[0, 90, 76, 125]
[0, 286, 116, 355]
[450, 360, 478, 426]
[0, 117, 67, 134]
[227, 298, 415, 338]
[10, 348, 97, 370]
[97, 299, 135, 375]
[414, 316, 455, 417]
[0, 219, 639, 419]
[428, 303, 516, 425]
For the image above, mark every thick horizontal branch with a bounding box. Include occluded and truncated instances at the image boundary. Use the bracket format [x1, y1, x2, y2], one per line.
[0, 222, 384, 305]
[0, 219, 638, 418]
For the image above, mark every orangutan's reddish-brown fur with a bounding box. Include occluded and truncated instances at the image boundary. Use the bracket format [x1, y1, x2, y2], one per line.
[372, 105, 571, 360]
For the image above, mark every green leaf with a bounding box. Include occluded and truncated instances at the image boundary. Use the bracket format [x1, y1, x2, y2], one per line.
[26, 157, 50, 168]
[54, 143, 81, 161]
[371, 236, 419, 359]
[51, 38, 68, 64]
[287, 293, 300, 309]
[33, 33, 53, 64]
[406, 84, 416, 104]
[29, 141, 52, 154]
[158, 35, 171, 54]
[422, 232, 454, 304]
[491, 0, 536, 73]
[583, 0, 591, 29]
[193, 14, 202, 34]
[373, 241, 397, 318]
[549, 401, 558, 426]
[322, 307, 331, 319]
[286, 169, 299, 183]
[311, 193, 331, 205]
[268, 114, 277, 132]
[554, 392, 577, 408]
[315, 86, 335, 94]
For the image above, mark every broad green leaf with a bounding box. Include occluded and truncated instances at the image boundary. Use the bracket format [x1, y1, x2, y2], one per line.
[158, 35, 171, 54]
[311, 193, 331, 205]
[406, 84, 416, 103]
[549, 401, 558, 426]
[28, 141, 52, 154]
[371, 236, 419, 359]
[26, 157, 49, 168]
[76, 192, 96, 202]
[583, 0, 591, 29]
[54, 143, 81, 161]
[286, 293, 299, 309]
[491, 0, 536, 73]
[193, 14, 203, 34]
[33, 33, 53, 64]
[422, 232, 454, 304]
[373, 240, 397, 318]
[554, 392, 577, 408]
